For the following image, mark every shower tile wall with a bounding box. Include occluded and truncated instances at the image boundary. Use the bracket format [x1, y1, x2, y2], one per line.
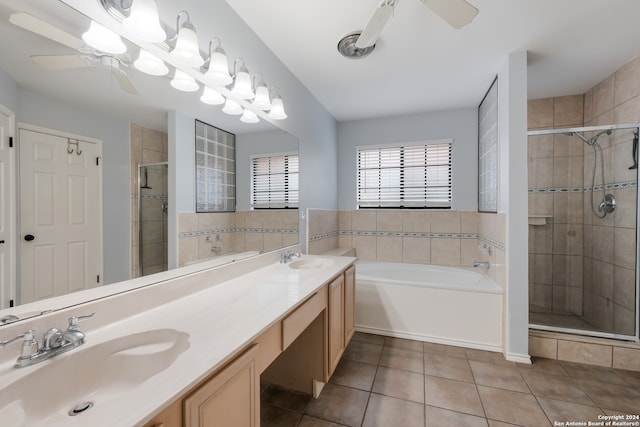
[177, 210, 298, 267]
[130, 123, 168, 278]
[307, 209, 507, 289]
[528, 55, 640, 335]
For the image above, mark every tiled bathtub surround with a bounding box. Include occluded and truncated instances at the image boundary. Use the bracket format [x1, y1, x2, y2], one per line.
[130, 124, 168, 279]
[527, 55, 640, 336]
[178, 210, 298, 266]
[308, 209, 507, 288]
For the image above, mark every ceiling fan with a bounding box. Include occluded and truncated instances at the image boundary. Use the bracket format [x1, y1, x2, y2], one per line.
[9, 12, 139, 95]
[344, 0, 478, 56]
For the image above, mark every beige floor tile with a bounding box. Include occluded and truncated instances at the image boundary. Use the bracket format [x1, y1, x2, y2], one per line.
[477, 386, 552, 427]
[305, 383, 369, 427]
[342, 340, 383, 365]
[469, 360, 531, 393]
[466, 349, 510, 364]
[615, 368, 640, 387]
[562, 361, 627, 385]
[261, 405, 303, 427]
[297, 415, 348, 427]
[372, 366, 425, 403]
[362, 393, 425, 427]
[352, 332, 386, 345]
[424, 375, 485, 417]
[384, 337, 425, 353]
[330, 359, 378, 391]
[487, 420, 521, 427]
[379, 346, 424, 373]
[537, 397, 604, 425]
[521, 370, 595, 406]
[516, 357, 569, 377]
[424, 342, 469, 359]
[578, 379, 640, 414]
[261, 385, 311, 413]
[424, 353, 475, 383]
[425, 405, 488, 427]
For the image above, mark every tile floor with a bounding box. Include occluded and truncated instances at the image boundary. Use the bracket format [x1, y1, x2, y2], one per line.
[260, 332, 640, 427]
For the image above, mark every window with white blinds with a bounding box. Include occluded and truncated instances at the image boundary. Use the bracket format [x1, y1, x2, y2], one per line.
[251, 153, 299, 209]
[357, 141, 452, 208]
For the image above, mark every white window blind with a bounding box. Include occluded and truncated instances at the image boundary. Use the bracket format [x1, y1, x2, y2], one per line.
[357, 142, 452, 208]
[251, 154, 299, 209]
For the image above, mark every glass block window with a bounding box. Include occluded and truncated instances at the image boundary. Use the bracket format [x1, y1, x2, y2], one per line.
[357, 141, 452, 209]
[251, 153, 299, 209]
[195, 120, 235, 212]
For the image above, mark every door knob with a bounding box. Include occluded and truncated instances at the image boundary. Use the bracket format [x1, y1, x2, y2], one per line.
[24, 234, 35, 242]
[0, 240, 4, 244]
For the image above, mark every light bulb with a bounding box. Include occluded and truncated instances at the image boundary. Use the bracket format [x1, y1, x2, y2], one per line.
[240, 109, 259, 123]
[268, 95, 287, 120]
[205, 49, 232, 86]
[134, 49, 168, 76]
[123, 0, 166, 42]
[200, 86, 225, 105]
[222, 99, 243, 115]
[82, 21, 126, 54]
[170, 11, 204, 68]
[170, 70, 199, 92]
[252, 84, 272, 110]
[231, 60, 254, 99]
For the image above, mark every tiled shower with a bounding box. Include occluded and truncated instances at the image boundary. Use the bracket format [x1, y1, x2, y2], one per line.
[528, 55, 640, 339]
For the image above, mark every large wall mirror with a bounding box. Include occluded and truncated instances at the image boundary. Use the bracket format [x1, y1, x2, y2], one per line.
[0, 0, 298, 324]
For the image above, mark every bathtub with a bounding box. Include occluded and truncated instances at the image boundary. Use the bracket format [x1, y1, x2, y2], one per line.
[356, 261, 503, 352]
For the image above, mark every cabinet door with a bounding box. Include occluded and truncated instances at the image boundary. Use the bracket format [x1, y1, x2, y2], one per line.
[184, 345, 259, 427]
[343, 265, 356, 347]
[328, 275, 345, 376]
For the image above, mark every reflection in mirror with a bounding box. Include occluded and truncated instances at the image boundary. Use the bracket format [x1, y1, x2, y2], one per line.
[0, 0, 298, 323]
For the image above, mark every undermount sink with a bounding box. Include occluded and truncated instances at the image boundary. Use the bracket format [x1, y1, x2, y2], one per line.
[0, 328, 189, 427]
[288, 258, 334, 270]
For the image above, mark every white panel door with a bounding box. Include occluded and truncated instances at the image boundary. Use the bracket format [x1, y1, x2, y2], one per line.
[0, 109, 13, 308]
[19, 128, 101, 304]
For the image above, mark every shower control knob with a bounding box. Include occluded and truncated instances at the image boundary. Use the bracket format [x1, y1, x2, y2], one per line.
[24, 234, 35, 242]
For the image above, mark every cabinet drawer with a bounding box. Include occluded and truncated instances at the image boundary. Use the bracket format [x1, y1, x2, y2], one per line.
[282, 286, 327, 350]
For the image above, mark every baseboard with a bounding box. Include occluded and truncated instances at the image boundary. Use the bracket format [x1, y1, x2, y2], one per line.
[505, 352, 532, 364]
[355, 326, 503, 353]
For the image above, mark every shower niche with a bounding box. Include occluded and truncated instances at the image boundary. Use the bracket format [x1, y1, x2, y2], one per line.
[528, 124, 639, 340]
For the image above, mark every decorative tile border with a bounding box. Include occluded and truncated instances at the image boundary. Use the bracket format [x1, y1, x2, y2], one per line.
[131, 193, 168, 200]
[179, 227, 298, 239]
[309, 230, 506, 251]
[529, 180, 637, 193]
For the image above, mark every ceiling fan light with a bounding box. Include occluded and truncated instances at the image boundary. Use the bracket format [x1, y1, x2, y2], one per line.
[170, 11, 204, 68]
[205, 49, 233, 86]
[123, 0, 166, 43]
[82, 21, 126, 54]
[222, 98, 243, 115]
[240, 109, 260, 124]
[170, 69, 199, 92]
[268, 95, 287, 120]
[252, 84, 272, 110]
[134, 49, 168, 76]
[200, 86, 225, 105]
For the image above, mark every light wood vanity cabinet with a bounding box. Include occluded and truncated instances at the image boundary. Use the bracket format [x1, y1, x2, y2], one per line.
[142, 262, 356, 427]
[328, 274, 345, 376]
[183, 345, 259, 427]
[343, 265, 356, 347]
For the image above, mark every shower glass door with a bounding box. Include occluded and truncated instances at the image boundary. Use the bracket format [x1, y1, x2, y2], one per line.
[528, 124, 639, 340]
[138, 162, 168, 277]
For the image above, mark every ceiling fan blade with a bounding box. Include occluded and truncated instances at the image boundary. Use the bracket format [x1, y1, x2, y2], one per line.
[355, 1, 397, 49]
[114, 69, 139, 95]
[420, 0, 479, 29]
[9, 12, 84, 50]
[31, 55, 94, 70]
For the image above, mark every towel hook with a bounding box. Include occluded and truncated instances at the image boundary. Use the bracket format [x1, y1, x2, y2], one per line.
[67, 139, 82, 156]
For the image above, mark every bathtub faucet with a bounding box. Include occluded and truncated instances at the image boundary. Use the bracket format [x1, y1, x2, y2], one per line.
[473, 261, 490, 270]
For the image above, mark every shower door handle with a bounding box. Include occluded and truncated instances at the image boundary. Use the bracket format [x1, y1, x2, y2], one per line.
[24, 234, 35, 242]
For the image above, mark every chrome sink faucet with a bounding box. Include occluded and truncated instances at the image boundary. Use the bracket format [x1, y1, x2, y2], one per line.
[280, 249, 300, 264]
[0, 312, 95, 368]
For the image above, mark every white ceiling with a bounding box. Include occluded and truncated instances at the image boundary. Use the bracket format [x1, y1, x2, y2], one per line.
[225, 0, 640, 122]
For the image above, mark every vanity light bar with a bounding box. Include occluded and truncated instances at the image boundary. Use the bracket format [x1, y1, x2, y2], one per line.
[98, 0, 287, 123]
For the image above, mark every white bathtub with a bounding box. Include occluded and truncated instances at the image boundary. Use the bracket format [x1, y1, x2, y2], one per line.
[356, 261, 504, 352]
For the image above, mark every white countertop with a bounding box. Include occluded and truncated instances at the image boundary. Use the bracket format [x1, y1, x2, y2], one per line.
[0, 254, 355, 427]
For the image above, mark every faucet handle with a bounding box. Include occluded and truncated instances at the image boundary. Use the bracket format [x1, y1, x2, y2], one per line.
[1, 329, 39, 359]
[67, 312, 95, 330]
